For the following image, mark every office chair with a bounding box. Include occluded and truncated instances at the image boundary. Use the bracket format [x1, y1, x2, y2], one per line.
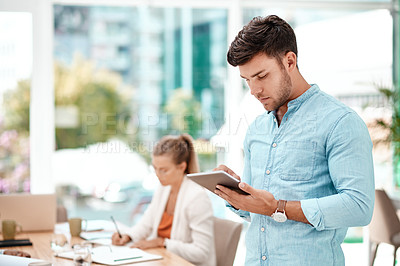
[369, 189, 400, 266]
[213, 217, 243, 266]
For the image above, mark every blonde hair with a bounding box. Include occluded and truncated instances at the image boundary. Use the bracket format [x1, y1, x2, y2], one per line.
[153, 134, 199, 174]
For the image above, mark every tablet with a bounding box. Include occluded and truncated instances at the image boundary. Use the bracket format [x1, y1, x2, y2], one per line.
[187, 171, 249, 195]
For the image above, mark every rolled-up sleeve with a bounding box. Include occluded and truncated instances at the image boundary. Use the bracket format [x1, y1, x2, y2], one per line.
[301, 112, 375, 231]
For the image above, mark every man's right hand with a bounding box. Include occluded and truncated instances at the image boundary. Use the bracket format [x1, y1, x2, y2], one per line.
[111, 233, 131, 245]
[213, 164, 241, 181]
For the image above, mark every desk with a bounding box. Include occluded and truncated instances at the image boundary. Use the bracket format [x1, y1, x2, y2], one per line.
[8, 231, 194, 265]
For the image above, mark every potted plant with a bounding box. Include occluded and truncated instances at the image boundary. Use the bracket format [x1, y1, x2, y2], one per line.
[374, 86, 400, 186]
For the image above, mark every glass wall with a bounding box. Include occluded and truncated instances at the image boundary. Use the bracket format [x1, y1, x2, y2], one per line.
[52, 5, 228, 223]
[0, 12, 32, 193]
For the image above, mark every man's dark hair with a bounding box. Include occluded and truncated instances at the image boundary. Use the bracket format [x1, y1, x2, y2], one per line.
[227, 15, 298, 67]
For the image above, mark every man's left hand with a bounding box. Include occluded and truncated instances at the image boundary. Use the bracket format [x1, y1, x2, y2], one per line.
[215, 182, 277, 216]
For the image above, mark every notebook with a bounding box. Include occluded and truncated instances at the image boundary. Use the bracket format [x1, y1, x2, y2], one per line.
[56, 246, 163, 265]
[0, 193, 56, 232]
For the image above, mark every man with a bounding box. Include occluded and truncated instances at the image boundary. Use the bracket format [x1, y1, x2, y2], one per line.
[214, 15, 374, 265]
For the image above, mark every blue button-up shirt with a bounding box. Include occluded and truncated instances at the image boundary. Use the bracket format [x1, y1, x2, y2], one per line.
[229, 84, 375, 266]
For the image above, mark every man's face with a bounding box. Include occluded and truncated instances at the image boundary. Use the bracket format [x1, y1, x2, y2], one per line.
[239, 53, 292, 111]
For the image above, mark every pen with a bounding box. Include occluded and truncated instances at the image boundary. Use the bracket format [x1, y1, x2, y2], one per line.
[110, 216, 122, 238]
[114, 256, 142, 262]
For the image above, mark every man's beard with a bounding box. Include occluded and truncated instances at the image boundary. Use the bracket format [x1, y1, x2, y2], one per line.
[261, 69, 292, 111]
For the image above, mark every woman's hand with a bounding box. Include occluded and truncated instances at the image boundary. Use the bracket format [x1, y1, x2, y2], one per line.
[111, 233, 131, 246]
[130, 237, 164, 250]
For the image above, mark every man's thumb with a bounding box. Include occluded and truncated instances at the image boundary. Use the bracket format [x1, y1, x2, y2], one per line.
[239, 182, 254, 195]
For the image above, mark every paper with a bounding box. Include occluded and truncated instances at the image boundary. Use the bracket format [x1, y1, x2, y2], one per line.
[80, 231, 114, 240]
[56, 245, 162, 265]
[86, 238, 112, 246]
[80, 230, 114, 245]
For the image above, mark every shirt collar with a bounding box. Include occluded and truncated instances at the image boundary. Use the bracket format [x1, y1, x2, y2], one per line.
[287, 84, 319, 107]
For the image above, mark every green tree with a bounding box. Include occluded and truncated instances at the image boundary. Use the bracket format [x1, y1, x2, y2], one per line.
[164, 89, 203, 138]
[2, 80, 30, 133]
[3, 54, 136, 149]
[373, 86, 400, 186]
[54, 55, 135, 149]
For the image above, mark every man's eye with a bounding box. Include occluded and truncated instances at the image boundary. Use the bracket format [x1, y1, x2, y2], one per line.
[258, 74, 267, 80]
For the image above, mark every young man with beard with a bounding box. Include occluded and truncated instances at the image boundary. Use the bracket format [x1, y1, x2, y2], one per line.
[214, 15, 374, 265]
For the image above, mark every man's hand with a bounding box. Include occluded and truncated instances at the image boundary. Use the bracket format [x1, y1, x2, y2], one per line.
[111, 233, 131, 246]
[213, 165, 310, 224]
[215, 182, 278, 216]
[3, 250, 31, 257]
[130, 237, 164, 250]
[213, 164, 241, 181]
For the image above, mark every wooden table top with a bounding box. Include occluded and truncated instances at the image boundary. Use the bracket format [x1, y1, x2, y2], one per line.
[4, 231, 194, 266]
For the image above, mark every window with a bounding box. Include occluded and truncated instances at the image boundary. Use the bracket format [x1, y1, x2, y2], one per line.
[0, 12, 32, 193]
[53, 5, 228, 223]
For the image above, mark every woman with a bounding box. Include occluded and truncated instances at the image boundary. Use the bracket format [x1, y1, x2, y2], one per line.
[112, 134, 216, 266]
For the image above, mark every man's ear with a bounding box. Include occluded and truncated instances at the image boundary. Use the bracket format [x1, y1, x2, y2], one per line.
[285, 51, 297, 72]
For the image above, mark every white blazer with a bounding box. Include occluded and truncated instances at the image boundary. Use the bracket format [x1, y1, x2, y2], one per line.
[124, 177, 216, 266]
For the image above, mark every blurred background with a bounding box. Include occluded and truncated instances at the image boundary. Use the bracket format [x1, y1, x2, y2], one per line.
[0, 0, 399, 265]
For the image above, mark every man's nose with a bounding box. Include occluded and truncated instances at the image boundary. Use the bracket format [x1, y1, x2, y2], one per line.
[249, 82, 263, 96]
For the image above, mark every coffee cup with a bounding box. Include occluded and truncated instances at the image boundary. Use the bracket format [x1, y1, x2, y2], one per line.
[1, 219, 22, 240]
[69, 218, 86, 237]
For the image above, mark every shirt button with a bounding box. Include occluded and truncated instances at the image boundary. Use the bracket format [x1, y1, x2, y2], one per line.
[262, 255, 267, 261]
[261, 227, 265, 232]
[272, 143, 277, 148]
[274, 118, 277, 123]
[266, 170, 270, 175]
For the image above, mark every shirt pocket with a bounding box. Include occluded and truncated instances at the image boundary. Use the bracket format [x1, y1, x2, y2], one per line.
[278, 140, 316, 181]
